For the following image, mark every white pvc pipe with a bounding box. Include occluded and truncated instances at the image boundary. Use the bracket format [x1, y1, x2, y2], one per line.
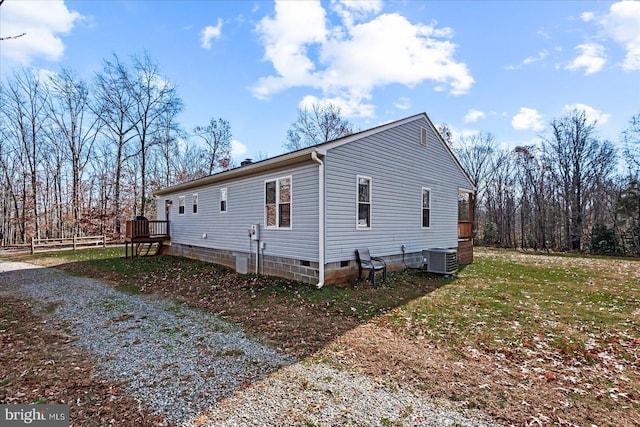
[311, 150, 325, 289]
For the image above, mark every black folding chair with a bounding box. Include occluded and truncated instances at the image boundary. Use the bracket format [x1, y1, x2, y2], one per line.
[355, 248, 387, 286]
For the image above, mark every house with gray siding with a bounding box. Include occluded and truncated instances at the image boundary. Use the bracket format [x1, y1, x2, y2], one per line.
[153, 112, 475, 286]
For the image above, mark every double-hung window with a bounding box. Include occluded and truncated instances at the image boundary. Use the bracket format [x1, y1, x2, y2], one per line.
[220, 188, 227, 213]
[357, 176, 371, 229]
[178, 196, 185, 215]
[422, 188, 431, 228]
[192, 193, 198, 214]
[265, 176, 291, 228]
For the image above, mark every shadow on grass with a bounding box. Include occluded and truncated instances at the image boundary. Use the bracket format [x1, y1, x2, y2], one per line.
[4, 248, 456, 358]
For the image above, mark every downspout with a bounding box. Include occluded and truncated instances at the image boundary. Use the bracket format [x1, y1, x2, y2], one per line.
[311, 150, 325, 289]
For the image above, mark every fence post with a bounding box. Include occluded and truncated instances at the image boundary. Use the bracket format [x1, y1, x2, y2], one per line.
[31, 238, 35, 255]
[73, 236, 77, 251]
[102, 235, 106, 248]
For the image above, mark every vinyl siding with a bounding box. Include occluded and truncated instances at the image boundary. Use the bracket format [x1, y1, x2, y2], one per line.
[324, 117, 469, 263]
[157, 162, 319, 261]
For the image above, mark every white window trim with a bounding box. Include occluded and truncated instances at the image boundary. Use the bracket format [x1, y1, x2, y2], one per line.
[356, 175, 372, 230]
[421, 187, 431, 229]
[264, 175, 292, 230]
[220, 188, 227, 213]
[178, 196, 185, 215]
[192, 193, 198, 215]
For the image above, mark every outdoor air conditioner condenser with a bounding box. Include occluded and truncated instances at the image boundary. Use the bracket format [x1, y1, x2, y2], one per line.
[422, 248, 458, 275]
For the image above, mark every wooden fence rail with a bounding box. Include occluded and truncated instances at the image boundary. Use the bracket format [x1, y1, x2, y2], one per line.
[31, 235, 107, 254]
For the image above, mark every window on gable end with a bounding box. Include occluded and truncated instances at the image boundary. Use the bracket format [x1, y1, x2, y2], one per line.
[357, 176, 371, 229]
[220, 188, 227, 213]
[422, 188, 431, 228]
[193, 193, 198, 214]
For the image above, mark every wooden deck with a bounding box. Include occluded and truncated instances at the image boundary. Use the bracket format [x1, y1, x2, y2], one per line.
[458, 222, 473, 240]
[125, 220, 170, 258]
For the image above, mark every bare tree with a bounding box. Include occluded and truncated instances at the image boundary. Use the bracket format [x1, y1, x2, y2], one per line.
[94, 54, 137, 234]
[437, 123, 453, 145]
[0, 68, 49, 240]
[47, 67, 101, 235]
[622, 113, 640, 178]
[172, 143, 208, 184]
[284, 103, 354, 151]
[0, 0, 26, 41]
[193, 117, 232, 175]
[484, 150, 517, 246]
[153, 108, 185, 188]
[124, 52, 183, 216]
[513, 145, 550, 249]
[453, 131, 496, 234]
[543, 109, 617, 250]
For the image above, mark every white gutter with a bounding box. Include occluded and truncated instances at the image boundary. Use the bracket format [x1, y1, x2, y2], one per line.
[311, 150, 325, 289]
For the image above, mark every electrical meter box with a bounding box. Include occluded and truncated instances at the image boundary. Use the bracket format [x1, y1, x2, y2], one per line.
[249, 224, 260, 240]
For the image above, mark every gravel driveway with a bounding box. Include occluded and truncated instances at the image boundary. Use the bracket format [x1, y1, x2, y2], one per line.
[0, 259, 496, 426]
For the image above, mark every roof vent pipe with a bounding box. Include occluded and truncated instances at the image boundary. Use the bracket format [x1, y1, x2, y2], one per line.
[241, 158, 253, 167]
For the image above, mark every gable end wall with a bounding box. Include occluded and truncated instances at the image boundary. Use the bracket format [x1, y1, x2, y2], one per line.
[324, 117, 470, 265]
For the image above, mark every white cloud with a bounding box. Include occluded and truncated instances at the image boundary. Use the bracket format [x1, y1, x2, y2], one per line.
[36, 68, 59, 87]
[564, 103, 611, 124]
[0, 0, 83, 64]
[565, 43, 606, 75]
[252, 1, 473, 118]
[464, 109, 485, 123]
[598, 1, 640, 71]
[231, 139, 248, 159]
[299, 94, 375, 118]
[581, 11, 595, 23]
[393, 97, 411, 110]
[523, 49, 549, 65]
[512, 107, 544, 131]
[506, 49, 549, 70]
[448, 125, 479, 144]
[330, 0, 383, 28]
[537, 27, 551, 39]
[200, 18, 223, 50]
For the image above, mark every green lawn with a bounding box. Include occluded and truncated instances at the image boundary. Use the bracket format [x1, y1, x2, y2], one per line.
[3, 246, 639, 425]
[383, 250, 639, 362]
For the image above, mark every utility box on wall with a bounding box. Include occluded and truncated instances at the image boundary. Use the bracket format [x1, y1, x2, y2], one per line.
[235, 255, 248, 274]
[249, 224, 260, 241]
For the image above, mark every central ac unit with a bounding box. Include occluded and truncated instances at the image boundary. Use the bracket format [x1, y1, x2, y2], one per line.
[422, 248, 457, 275]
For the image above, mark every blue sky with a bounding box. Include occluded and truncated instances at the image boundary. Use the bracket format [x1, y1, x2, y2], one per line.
[1, 0, 639, 162]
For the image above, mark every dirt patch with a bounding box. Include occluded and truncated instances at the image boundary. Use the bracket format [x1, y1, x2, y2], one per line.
[0, 296, 166, 427]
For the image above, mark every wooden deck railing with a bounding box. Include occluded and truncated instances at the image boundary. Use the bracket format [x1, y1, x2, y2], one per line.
[458, 221, 473, 240]
[125, 220, 170, 239]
